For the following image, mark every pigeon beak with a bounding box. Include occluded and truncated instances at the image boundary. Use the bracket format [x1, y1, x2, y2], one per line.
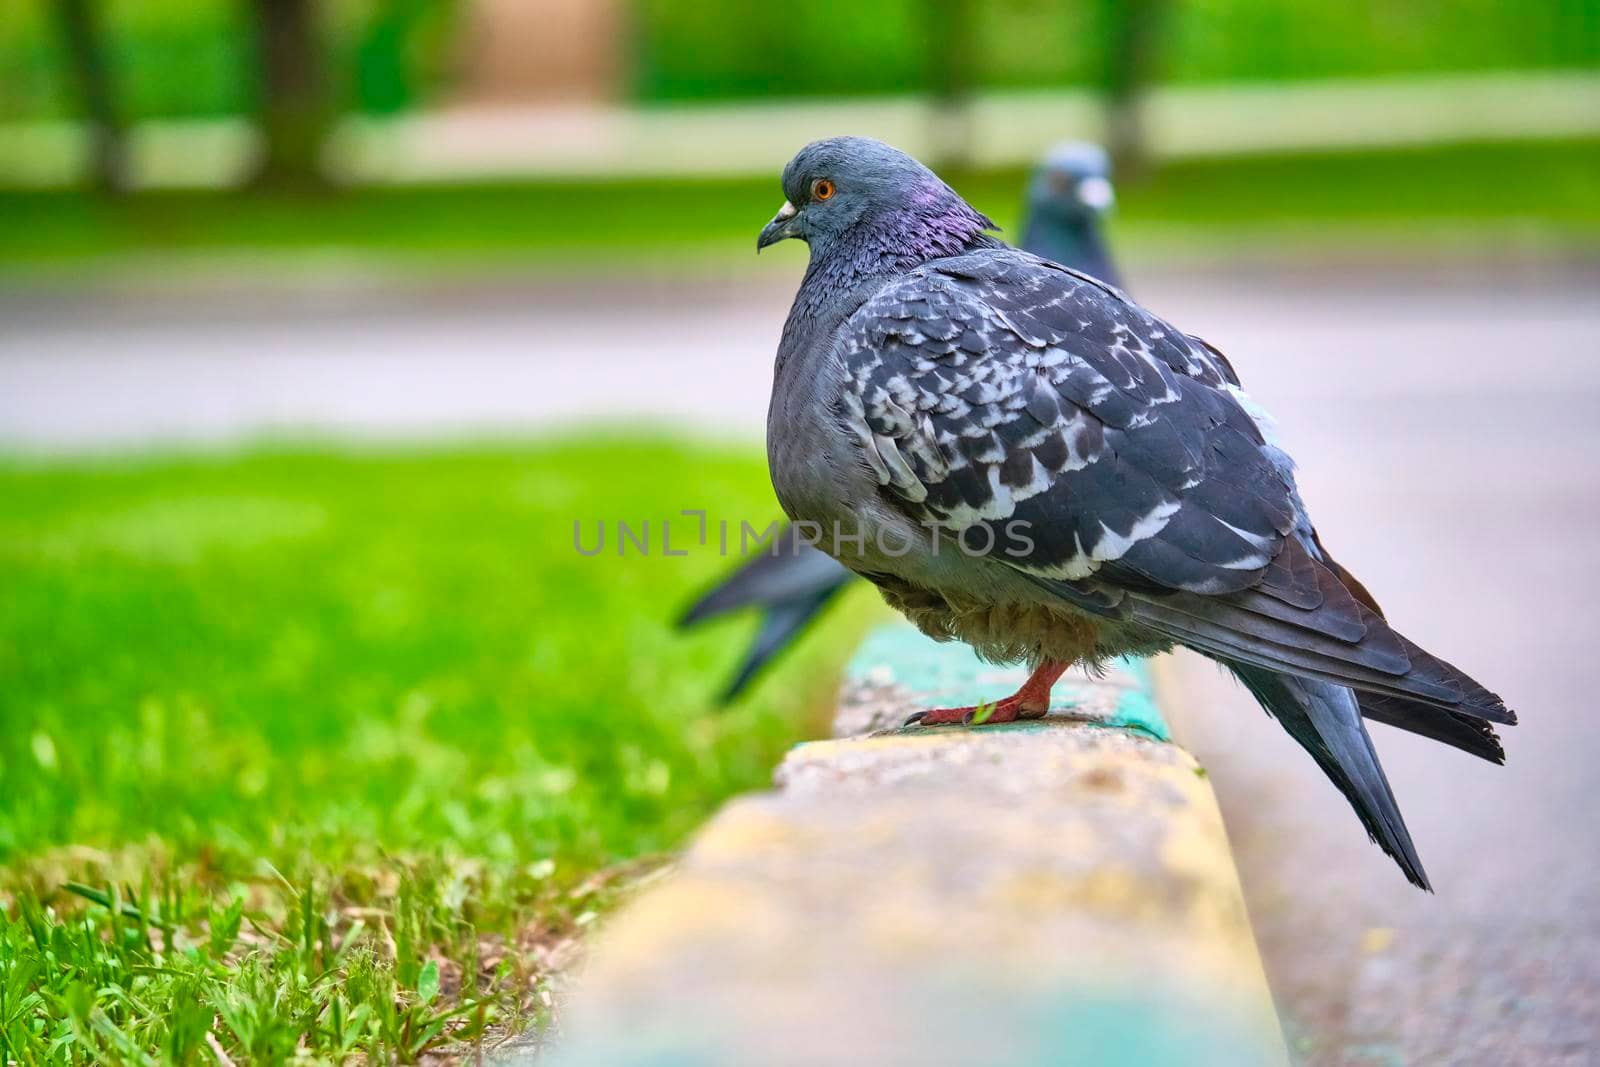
[1076, 176, 1114, 213]
[757, 201, 800, 251]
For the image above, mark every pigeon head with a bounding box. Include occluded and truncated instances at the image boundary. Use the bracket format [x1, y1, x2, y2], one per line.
[1020, 141, 1123, 288]
[758, 137, 997, 270]
[1028, 142, 1114, 224]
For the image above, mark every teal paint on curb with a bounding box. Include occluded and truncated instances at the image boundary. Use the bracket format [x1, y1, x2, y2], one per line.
[1105, 667, 1171, 742]
[847, 623, 1170, 741]
[553, 982, 1283, 1067]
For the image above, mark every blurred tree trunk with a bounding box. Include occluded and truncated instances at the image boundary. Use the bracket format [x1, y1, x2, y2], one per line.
[53, 0, 128, 194]
[925, 0, 976, 176]
[1099, 0, 1168, 181]
[248, 0, 332, 189]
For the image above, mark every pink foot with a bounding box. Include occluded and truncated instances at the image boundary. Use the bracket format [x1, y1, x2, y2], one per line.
[905, 694, 1046, 727]
[902, 660, 1069, 729]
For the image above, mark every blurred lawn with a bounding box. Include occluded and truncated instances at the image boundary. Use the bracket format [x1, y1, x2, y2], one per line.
[0, 437, 877, 1061]
[1, 139, 1596, 276]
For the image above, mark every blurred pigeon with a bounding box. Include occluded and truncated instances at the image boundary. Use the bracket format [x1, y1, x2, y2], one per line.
[1019, 142, 1122, 289]
[682, 144, 1123, 702]
[756, 136, 1515, 888]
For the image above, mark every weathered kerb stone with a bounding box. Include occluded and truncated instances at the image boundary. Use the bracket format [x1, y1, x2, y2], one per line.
[541, 625, 1287, 1067]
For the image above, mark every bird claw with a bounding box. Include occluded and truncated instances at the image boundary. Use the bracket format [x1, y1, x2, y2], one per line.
[905, 704, 994, 727]
[904, 696, 1054, 729]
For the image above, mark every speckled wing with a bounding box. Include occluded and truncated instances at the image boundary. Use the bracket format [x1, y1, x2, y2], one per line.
[837, 248, 1295, 597]
[834, 249, 1514, 726]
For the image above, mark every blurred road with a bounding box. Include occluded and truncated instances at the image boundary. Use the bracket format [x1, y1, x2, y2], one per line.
[1145, 264, 1600, 1065]
[0, 273, 789, 448]
[3, 259, 1599, 1063]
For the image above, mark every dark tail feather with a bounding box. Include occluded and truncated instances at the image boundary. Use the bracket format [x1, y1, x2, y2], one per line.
[1312, 534, 1386, 617]
[678, 527, 850, 625]
[677, 526, 853, 702]
[1357, 692, 1505, 764]
[1229, 662, 1431, 890]
[715, 586, 845, 703]
[1308, 539, 1503, 761]
[1134, 591, 1516, 727]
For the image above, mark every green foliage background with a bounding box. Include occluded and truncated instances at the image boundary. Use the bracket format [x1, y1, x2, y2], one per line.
[634, 0, 1600, 100]
[0, 0, 459, 123]
[2, 0, 1596, 122]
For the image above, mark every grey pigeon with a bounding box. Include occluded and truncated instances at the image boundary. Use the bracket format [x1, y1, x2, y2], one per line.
[1019, 141, 1122, 289]
[683, 144, 1124, 702]
[756, 136, 1515, 889]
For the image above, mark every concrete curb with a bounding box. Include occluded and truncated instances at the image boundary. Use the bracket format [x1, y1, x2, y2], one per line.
[536, 624, 1288, 1066]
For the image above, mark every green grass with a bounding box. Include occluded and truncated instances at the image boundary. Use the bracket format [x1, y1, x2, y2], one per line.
[0, 438, 878, 1062]
[2, 139, 1596, 277]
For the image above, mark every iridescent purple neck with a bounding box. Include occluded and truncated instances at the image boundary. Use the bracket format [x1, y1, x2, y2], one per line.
[796, 195, 998, 314]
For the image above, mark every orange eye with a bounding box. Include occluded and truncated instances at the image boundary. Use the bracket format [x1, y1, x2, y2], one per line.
[811, 178, 835, 201]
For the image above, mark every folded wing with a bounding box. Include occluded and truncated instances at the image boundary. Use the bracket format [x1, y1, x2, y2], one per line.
[835, 249, 1514, 730]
